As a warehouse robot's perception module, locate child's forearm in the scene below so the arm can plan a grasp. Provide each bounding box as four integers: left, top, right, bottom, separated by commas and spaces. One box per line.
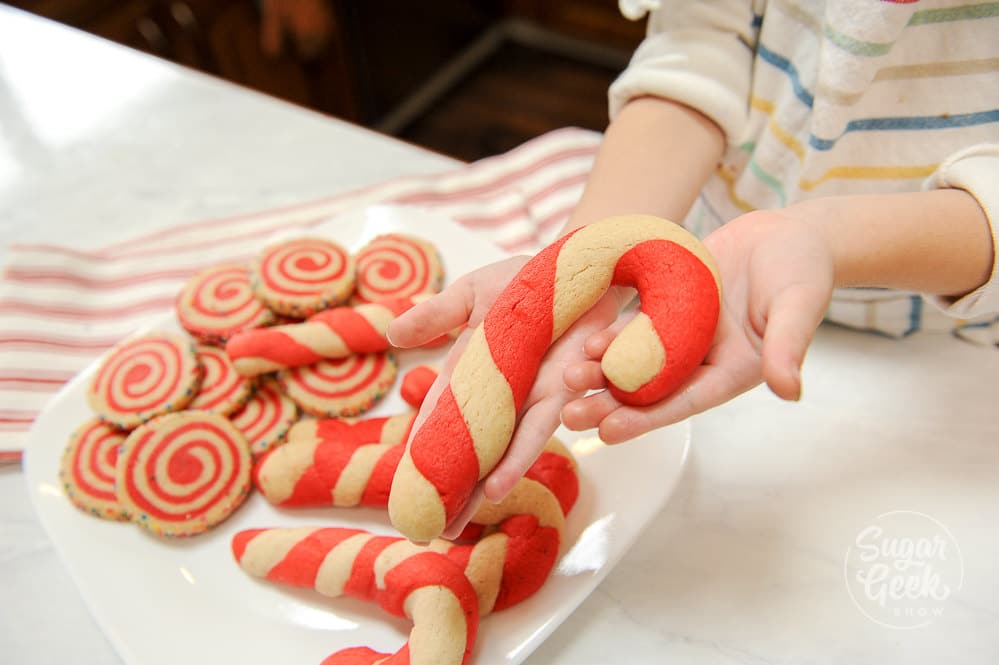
796, 190, 994, 299
563, 96, 726, 234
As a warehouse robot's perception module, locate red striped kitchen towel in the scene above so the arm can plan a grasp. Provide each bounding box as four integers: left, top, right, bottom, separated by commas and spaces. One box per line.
0, 127, 601, 452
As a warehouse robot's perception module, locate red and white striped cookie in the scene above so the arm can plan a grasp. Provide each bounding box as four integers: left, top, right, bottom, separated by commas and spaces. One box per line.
390, 214, 722, 542
87, 333, 203, 430
233, 438, 578, 664
226, 296, 418, 377
116, 411, 252, 537
188, 346, 255, 415
250, 237, 355, 317
255, 412, 417, 508
277, 352, 397, 418
233, 528, 478, 665
59, 418, 129, 521
352, 233, 444, 305
228, 377, 298, 457
176, 264, 275, 345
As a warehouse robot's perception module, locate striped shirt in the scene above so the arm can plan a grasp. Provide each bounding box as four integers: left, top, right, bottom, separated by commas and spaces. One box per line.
611, 0, 999, 337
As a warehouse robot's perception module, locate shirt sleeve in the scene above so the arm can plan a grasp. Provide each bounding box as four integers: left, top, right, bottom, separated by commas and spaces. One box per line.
922, 144, 999, 319
609, 0, 759, 146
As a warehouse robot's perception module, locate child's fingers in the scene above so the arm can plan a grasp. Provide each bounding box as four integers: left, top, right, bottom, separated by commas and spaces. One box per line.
563, 359, 607, 393
482, 395, 564, 503
561, 389, 619, 431
760, 284, 827, 401
387, 280, 474, 349
441, 487, 484, 541
582, 309, 638, 359
596, 362, 748, 443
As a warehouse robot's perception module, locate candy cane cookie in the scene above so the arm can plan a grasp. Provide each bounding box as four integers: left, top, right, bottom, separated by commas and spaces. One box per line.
278, 352, 397, 418
60, 418, 129, 520
187, 346, 255, 415
255, 413, 417, 508
352, 233, 444, 305
226, 296, 419, 377
88, 333, 203, 429
390, 214, 721, 542
250, 237, 355, 317
234, 528, 478, 665
228, 377, 298, 457
400, 365, 438, 409
176, 264, 275, 344
116, 411, 252, 537
232, 438, 576, 664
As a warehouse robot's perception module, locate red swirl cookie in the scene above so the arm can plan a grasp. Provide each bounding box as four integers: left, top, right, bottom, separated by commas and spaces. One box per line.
59, 418, 129, 521
352, 234, 444, 305
176, 264, 275, 345
116, 411, 252, 537
277, 352, 397, 418
188, 346, 255, 415
87, 333, 202, 429
228, 376, 299, 456
250, 237, 355, 317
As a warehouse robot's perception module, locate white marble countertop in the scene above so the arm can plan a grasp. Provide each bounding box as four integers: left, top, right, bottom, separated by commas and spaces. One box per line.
3, 6, 998, 665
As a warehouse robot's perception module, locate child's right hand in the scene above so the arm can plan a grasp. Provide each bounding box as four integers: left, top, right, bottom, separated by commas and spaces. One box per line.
387, 254, 629, 535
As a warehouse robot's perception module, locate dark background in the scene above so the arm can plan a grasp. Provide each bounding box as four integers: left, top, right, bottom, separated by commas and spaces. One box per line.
9, 0, 646, 160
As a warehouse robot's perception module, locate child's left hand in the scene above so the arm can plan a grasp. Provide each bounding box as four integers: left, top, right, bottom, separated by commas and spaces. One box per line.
561, 207, 835, 442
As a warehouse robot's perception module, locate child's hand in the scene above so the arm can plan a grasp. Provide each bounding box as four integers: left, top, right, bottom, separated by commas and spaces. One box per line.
562, 208, 835, 443
388, 255, 630, 535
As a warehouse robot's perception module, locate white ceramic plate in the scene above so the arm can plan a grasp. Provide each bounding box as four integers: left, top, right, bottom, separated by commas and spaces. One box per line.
23, 205, 690, 665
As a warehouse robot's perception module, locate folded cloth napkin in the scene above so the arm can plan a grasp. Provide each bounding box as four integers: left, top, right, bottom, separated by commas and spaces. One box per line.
2, 127, 993, 452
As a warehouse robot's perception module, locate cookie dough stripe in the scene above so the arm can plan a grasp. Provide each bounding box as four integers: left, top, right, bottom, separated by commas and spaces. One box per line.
401, 365, 438, 408
231, 379, 295, 444
551, 219, 720, 338
75, 424, 121, 498
190, 348, 244, 410
332, 443, 399, 507
99, 341, 185, 413
358, 244, 429, 296
253, 436, 320, 504
125, 423, 244, 519
77, 437, 116, 497
287, 354, 388, 399
188, 267, 263, 323
390, 238, 566, 541
255, 416, 414, 508
261, 242, 350, 295
235, 526, 322, 578
450, 329, 516, 474
229, 324, 349, 375
228, 297, 416, 376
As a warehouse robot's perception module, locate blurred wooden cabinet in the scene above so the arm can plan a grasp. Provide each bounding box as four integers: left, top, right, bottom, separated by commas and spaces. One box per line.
9, 0, 642, 133
8, 0, 498, 124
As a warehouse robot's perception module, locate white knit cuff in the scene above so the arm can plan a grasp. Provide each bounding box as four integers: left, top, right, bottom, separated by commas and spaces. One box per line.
608, 1, 755, 145
922, 144, 999, 319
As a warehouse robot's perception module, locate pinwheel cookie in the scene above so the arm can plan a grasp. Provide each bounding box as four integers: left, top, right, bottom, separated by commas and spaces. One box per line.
352, 233, 444, 304
87, 333, 202, 430
187, 345, 255, 415
277, 352, 397, 418
228, 376, 299, 457
250, 237, 355, 317
60, 418, 130, 521
116, 411, 252, 537
176, 263, 275, 344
